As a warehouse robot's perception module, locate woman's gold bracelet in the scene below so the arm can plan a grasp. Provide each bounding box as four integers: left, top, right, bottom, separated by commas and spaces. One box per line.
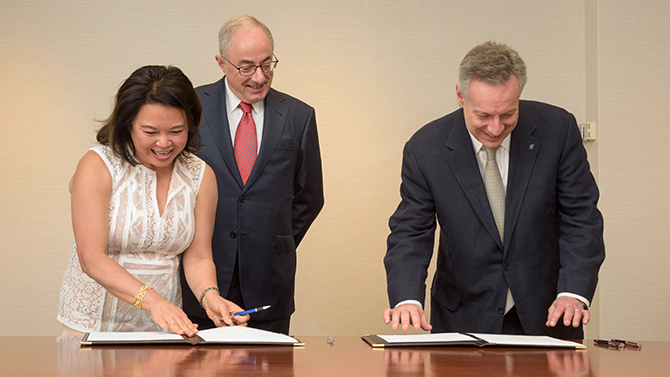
133, 284, 153, 310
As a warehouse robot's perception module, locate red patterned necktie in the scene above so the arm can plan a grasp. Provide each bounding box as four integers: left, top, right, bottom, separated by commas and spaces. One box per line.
234, 102, 257, 185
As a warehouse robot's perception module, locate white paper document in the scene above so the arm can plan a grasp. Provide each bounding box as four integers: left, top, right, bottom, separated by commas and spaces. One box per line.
363, 332, 585, 348
379, 333, 476, 344
83, 331, 184, 342
82, 326, 301, 346
468, 333, 585, 348
197, 326, 299, 344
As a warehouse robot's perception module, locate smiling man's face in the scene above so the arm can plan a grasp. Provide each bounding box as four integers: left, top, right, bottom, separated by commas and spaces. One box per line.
216, 26, 274, 104
457, 75, 521, 149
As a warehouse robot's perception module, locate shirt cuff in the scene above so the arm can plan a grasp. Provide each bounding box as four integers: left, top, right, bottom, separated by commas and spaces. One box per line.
394, 299, 423, 309
557, 292, 590, 309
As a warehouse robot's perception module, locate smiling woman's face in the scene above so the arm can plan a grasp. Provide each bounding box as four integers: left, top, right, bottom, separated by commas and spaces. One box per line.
130, 102, 188, 171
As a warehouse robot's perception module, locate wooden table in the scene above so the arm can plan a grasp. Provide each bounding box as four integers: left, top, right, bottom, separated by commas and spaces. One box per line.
1, 336, 665, 376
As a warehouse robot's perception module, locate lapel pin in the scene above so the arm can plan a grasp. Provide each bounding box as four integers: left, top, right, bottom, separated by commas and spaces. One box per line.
528, 144, 535, 150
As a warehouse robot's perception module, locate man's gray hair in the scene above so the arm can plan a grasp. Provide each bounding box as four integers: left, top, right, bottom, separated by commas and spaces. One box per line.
458, 41, 527, 100
218, 14, 274, 57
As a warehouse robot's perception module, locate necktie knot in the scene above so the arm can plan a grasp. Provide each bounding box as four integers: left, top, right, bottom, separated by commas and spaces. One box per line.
485, 147, 498, 162
238, 102, 253, 114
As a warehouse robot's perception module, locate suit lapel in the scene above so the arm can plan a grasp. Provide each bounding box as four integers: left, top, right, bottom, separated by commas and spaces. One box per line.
505, 106, 540, 253
200, 78, 244, 187
444, 112, 503, 249
243, 88, 287, 189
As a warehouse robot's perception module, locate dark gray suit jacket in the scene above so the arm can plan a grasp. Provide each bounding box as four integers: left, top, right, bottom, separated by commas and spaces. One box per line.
182, 78, 324, 322
384, 100, 605, 338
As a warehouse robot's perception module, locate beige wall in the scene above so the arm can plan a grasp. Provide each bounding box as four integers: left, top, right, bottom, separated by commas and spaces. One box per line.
594, 0, 670, 340
1, 1, 668, 340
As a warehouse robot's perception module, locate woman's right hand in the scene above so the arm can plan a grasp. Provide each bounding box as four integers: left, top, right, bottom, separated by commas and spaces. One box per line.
201, 291, 250, 327
142, 289, 199, 337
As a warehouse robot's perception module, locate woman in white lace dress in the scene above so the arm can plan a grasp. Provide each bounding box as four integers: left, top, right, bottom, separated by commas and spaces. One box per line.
57, 65, 249, 336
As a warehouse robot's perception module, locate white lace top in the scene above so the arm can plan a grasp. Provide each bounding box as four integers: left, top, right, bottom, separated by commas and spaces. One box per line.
57, 145, 205, 333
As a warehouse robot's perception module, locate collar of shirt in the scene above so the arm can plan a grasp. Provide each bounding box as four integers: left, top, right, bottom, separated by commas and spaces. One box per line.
467, 130, 511, 190
224, 77, 264, 150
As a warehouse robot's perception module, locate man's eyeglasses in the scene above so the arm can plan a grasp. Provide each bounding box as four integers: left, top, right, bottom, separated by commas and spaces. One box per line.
222, 55, 279, 76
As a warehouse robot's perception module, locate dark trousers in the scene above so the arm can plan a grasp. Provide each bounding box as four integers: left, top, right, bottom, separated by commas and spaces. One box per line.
501, 306, 525, 335
430, 297, 525, 335
191, 259, 291, 335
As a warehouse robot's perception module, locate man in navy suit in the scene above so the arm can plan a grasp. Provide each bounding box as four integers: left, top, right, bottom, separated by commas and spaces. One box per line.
181, 15, 324, 334
383, 41, 605, 339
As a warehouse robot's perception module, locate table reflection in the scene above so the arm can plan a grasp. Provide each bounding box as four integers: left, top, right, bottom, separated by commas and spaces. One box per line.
57, 336, 294, 377
546, 350, 592, 377
384, 347, 592, 377
384, 348, 427, 374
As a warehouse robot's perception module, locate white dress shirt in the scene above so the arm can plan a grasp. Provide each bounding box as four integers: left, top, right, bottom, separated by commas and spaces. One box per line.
225, 77, 264, 153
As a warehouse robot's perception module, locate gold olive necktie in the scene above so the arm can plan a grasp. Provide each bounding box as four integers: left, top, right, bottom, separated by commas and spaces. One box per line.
484, 147, 515, 314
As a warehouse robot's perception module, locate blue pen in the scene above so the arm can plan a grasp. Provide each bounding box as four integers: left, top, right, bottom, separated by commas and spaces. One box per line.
233, 305, 272, 317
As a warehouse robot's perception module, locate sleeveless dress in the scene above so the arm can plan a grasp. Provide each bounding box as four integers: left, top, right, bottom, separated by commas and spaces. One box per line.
57, 145, 206, 333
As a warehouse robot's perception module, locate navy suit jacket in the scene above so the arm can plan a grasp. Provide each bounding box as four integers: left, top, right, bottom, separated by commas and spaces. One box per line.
182, 78, 324, 322
384, 100, 605, 338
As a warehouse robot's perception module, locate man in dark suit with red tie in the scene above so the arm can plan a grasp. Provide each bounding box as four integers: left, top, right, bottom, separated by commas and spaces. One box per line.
383, 41, 605, 339
181, 14, 324, 334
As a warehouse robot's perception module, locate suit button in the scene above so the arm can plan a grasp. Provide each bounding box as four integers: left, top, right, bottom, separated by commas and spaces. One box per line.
239, 196, 246, 203
498, 307, 505, 314
230, 231, 237, 238
504, 263, 511, 271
